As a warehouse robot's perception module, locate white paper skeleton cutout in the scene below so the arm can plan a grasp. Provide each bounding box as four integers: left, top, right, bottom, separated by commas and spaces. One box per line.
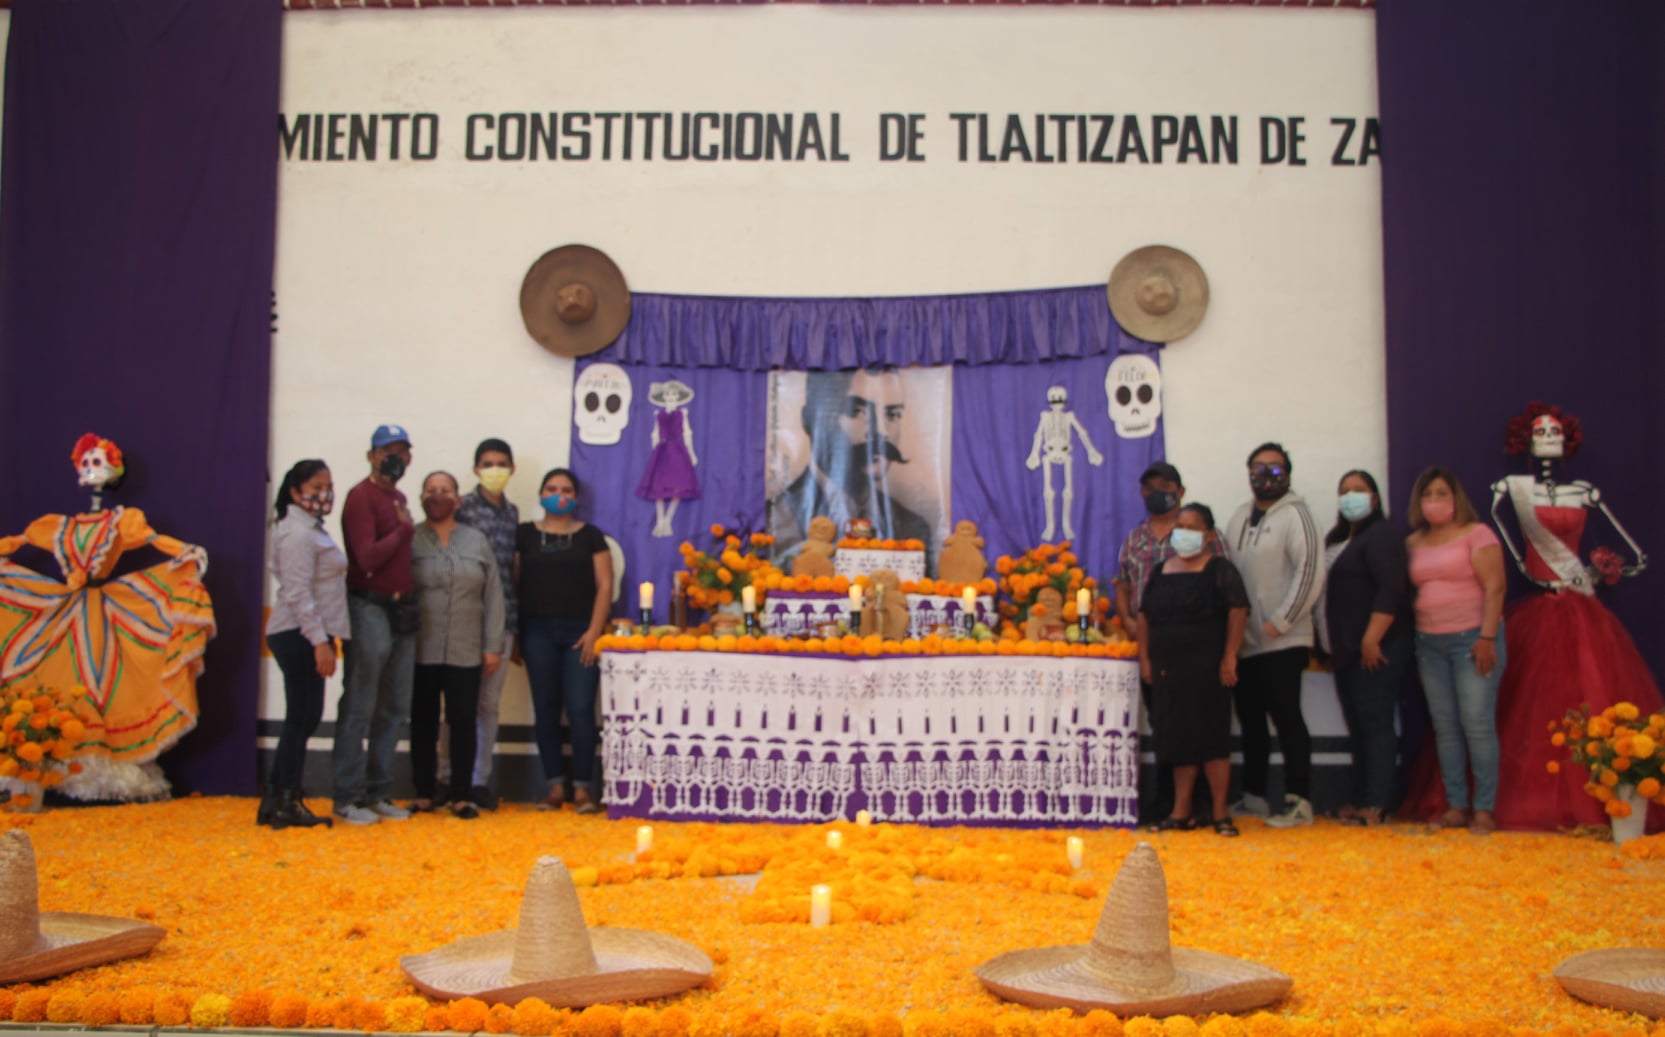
1105, 354, 1162, 439
573, 363, 633, 446
1026, 385, 1103, 542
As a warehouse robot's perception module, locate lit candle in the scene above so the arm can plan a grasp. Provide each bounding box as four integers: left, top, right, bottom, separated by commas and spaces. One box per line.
849, 584, 864, 611
855, 809, 872, 827
962, 586, 978, 615
810, 884, 832, 928
742, 585, 757, 614
636, 825, 653, 854
826, 830, 843, 850
640, 582, 655, 611
1066, 836, 1084, 871
1077, 588, 1091, 616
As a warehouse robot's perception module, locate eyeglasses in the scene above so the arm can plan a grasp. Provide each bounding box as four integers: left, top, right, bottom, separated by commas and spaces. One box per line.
1249, 463, 1287, 477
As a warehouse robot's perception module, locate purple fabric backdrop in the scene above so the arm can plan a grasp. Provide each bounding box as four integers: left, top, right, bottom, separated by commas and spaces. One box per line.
1378, 0, 1665, 682
0, 0, 281, 794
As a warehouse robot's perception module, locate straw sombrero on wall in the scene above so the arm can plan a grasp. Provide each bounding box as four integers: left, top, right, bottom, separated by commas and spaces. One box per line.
0, 830, 165, 984
1554, 948, 1665, 1017
401, 857, 711, 1008
975, 842, 1291, 1016
1107, 245, 1210, 344
519, 245, 632, 359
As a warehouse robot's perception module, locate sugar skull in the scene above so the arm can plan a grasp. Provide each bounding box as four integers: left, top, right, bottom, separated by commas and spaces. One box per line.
1105, 355, 1162, 439
71, 433, 126, 488
1530, 414, 1565, 459
573, 363, 633, 446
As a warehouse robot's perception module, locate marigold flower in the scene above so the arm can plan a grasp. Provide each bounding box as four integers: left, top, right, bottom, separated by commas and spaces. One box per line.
1615, 702, 1641, 721
483, 1001, 515, 1034
43, 988, 86, 1024
13, 989, 52, 1023
268, 992, 308, 1029
228, 989, 272, 1027
1164, 1019, 1201, 1037
190, 992, 232, 1028
1631, 733, 1656, 759
575, 1004, 625, 1037
1127, 1018, 1166, 1037
658, 1005, 695, 1037
1605, 798, 1633, 818
153, 991, 193, 1027
1546, 760, 1561, 774
1637, 777, 1662, 798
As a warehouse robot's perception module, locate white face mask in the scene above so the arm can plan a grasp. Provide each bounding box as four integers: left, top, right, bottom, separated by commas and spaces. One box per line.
477, 466, 512, 494
1169, 528, 1206, 558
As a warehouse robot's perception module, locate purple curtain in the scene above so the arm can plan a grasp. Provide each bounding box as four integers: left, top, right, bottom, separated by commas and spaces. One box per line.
1377, 0, 1665, 679
0, 0, 281, 793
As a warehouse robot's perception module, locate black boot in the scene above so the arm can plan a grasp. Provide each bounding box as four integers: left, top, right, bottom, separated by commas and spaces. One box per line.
256, 787, 281, 827
271, 789, 333, 830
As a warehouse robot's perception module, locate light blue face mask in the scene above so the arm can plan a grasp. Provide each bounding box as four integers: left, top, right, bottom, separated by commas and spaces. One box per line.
1169, 528, 1206, 558
1339, 491, 1375, 523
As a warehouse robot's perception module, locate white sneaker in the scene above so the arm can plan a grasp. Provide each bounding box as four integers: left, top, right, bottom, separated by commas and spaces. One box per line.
334, 803, 380, 826
1264, 795, 1314, 828
369, 799, 411, 821
1229, 792, 1272, 818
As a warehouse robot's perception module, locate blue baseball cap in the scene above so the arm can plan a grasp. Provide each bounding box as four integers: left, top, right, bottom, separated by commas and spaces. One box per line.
371, 424, 411, 450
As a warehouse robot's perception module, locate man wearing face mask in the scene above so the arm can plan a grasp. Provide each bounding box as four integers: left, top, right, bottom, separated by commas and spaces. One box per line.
334, 424, 418, 826
1114, 462, 1225, 823
448, 438, 519, 810
1224, 442, 1325, 829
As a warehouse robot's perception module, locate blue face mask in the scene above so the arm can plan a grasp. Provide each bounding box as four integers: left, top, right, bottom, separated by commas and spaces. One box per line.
540, 493, 579, 516
1338, 491, 1374, 523
1169, 528, 1206, 558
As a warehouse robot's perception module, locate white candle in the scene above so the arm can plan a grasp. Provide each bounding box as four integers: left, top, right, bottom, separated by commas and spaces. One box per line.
810, 884, 832, 928
962, 586, 978, 615
849, 584, 863, 611
855, 809, 872, 827
1077, 588, 1091, 617
1066, 836, 1085, 871
636, 825, 653, 854
639, 582, 654, 611
742, 585, 757, 614
826, 830, 843, 850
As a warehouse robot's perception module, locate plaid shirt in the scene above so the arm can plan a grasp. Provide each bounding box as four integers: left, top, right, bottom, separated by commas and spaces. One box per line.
456, 486, 520, 633
1116, 519, 1229, 615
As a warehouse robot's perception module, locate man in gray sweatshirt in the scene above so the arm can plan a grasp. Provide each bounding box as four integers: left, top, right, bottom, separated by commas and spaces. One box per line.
1223, 442, 1325, 827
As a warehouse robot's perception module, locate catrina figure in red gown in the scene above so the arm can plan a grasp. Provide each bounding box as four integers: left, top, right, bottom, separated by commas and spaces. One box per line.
1486, 402, 1659, 831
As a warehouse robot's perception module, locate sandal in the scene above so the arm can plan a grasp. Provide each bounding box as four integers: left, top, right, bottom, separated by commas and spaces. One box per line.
408, 799, 436, 814
1150, 815, 1198, 832
573, 789, 601, 816
1433, 808, 1468, 830
536, 786, 567, 812
1212, 817, 1240, 838
450, 802, 480, 820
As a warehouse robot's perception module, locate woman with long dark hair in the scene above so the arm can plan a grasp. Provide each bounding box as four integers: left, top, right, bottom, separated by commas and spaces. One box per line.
1317, 469, 1412, 826
262, 459, 347, 829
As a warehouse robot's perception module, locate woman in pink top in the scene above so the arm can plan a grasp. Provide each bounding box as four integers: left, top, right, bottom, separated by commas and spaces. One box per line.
1406, 466, 1508, 834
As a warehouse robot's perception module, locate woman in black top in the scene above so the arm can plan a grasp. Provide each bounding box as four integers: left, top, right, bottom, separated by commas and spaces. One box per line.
1138, 504, 1250, 836
514, 468, 613, 813
1318, 469, 1412, 826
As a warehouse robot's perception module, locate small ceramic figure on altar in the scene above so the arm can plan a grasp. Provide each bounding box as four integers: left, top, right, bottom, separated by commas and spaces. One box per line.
636, 380, 700, 538
0, 434, 215, 802
791, 516, 838, 579
937, 519, 988, 585
1480, 402, 1659, 831
861, 569, 910, 641
1024, 586, 1068, 642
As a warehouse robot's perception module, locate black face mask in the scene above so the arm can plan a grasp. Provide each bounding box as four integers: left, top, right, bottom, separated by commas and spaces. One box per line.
1143, 490, 1180, 516
1250, 470, 1290, 503
379, 455, 407, 483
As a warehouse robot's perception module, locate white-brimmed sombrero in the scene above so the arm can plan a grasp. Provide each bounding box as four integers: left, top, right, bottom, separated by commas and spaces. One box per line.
0, 830, 165, 984
975, 842, 1291, 1016
1554, 948, 1665, 1017
400, 857, 711, 1008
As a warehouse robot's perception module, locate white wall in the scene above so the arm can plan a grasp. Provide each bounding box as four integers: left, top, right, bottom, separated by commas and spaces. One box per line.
270, 6, 1383, 731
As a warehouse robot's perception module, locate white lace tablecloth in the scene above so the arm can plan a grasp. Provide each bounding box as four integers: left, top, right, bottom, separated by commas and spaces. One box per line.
600, 650, 1139, 827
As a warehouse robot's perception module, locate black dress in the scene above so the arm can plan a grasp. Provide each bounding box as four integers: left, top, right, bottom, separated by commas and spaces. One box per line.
1141, 556, 1249, 766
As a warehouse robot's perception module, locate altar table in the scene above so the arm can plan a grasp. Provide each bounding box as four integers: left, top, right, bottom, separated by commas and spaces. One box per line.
599, 650, 1139, 827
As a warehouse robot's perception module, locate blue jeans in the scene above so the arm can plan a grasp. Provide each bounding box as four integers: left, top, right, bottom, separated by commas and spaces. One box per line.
267, 627, 326, 792
1414, 623, 1505, 812
520, 616, 600, 795
334, 595, 416, 808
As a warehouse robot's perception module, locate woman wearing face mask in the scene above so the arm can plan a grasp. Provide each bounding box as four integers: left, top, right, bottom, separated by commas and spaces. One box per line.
1406, 466, 1507, 834
1138, 503, 1250, 836
515, 468, 614, 813
1316, 470, 1412, 826
1224, 442, 1325, 828
261, 459, 346, 830
408, 472, 505, 819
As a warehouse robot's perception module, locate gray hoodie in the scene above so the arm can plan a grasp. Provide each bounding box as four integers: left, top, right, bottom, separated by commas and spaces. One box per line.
1224, 491, 1325, 658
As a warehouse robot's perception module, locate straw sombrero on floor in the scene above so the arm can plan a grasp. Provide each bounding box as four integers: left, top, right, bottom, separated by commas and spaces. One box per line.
975, 842, 1291, 1016
401, 857, 711, 1008
1554, 948, 1665, 1017
0, 830, 165, 984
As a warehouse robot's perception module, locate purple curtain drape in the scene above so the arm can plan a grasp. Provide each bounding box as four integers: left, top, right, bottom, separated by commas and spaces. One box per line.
0, 0, 281, 794
1377, 0, 1665, 680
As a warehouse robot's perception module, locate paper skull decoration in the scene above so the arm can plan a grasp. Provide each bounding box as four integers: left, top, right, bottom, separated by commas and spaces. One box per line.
71, 434, 126, 489
573, 363, 633, 446
1530, 413, 1565, 459
1105, 355, 1162, 439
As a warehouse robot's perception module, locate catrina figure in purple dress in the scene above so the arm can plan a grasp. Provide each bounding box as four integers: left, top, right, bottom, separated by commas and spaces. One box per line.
636, 379, 700, 537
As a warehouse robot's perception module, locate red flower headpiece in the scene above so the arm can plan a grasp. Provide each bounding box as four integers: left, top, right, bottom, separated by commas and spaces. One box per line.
70, 432, 127, 476
1503, 401, 1582, 459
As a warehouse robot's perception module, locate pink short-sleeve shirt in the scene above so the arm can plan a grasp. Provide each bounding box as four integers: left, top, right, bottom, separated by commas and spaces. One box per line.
1409, 524, 1499, 634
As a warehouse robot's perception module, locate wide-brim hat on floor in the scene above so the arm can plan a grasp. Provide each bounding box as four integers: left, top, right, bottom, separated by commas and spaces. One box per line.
401, 857, 711, 1008
0, 830, 165, 984
519, 245, 632, 359
1554, 948, 1665, 1017
975, 842, 1291, 1016
1107, 245, 1210, 343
